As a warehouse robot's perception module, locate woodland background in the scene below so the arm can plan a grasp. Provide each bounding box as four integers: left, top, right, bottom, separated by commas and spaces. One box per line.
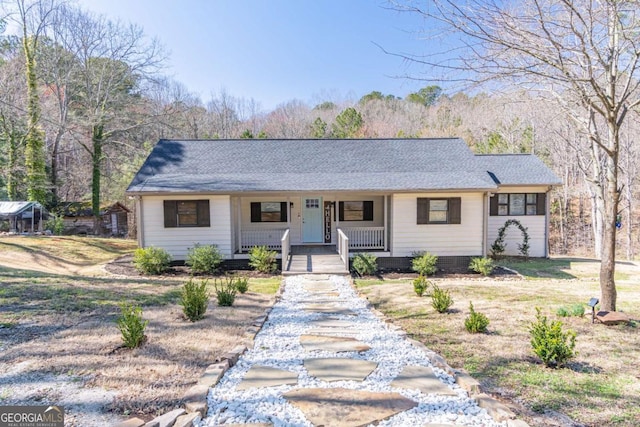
1, 1, 638, 260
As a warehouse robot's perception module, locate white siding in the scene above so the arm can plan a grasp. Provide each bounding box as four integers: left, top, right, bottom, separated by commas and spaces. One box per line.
488, 216, 546, 257
391, 193, 484, 257
141, 195, 232, 260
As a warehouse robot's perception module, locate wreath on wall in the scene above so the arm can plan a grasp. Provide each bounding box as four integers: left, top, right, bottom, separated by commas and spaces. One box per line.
491, 219, 530, 258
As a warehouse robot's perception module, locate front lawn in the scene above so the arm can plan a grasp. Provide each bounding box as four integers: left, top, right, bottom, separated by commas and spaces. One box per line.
356, 258, 640, 427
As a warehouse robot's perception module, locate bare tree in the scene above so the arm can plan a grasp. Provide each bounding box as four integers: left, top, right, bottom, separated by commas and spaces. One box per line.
394, 0, 640, 311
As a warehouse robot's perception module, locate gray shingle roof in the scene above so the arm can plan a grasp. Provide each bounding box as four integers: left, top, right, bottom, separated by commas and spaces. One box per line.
126, 138, 559, 194
475, 154, 562, 186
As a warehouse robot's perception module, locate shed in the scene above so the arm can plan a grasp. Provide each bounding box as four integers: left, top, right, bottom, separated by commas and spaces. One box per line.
59, 201, 130, 236
0, 201, 48, 233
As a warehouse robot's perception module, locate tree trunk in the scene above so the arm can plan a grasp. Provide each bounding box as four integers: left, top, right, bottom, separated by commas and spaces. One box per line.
23, 35, 47, 204
91, 124, 104, 235
599, 173, 618, 311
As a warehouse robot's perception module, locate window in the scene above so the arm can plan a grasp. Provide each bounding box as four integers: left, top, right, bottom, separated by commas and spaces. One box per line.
490, 193, 545, 216
250, 202, 288, 223
417, 198, 461, 224
305, 199, 319, 209
338, 201, 374, 221
164, 200, 210, 228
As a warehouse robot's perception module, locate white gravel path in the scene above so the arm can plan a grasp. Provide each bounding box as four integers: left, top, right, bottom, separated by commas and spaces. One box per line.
199, 275, 506, 427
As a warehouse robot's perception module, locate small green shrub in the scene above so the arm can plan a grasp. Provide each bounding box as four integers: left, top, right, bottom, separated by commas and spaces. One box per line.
186, 244, 223, 274
469, 257, 494, 276
117, 302, 148, 348
529, 307, 577, 368
45, 215, 65, 235
556, 303, 585, 318
352, 253, 378, 276
431, 284, 453, 313
180, 278, 209, 321
133, 246, 172, 275
465, 302, 490, 333
214, 276, 237, 306
412, 252, 438, 276
413, 275, 430, 296
234, 276, 249, 294
249, 245, 277, 273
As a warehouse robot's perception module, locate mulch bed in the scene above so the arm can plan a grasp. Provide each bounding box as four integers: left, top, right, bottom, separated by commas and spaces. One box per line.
104, 254, 278, 279
358, 266, 518, 281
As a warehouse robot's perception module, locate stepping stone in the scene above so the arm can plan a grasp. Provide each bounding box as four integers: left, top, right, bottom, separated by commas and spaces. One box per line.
306, 326, 361, 337
283, 387, 417, 427
236, 365, 298, 390
308, 319, 358, 328
304, 358, 378, 382
391, 366, 458, 396
596, 311, 630, 325
303, 304, 357, 316
300, 334, 371, 353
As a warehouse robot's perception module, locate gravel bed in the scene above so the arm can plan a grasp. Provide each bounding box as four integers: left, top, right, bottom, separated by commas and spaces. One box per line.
199, 275, 505, 427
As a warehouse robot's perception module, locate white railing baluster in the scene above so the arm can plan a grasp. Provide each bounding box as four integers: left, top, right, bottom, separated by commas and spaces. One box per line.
241, 228, 288, 251
341, 227, 384, 249
337, 228, 349, 271
281, 229, 290, 270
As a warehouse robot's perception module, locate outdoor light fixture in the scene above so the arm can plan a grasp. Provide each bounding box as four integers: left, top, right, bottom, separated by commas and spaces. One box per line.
290, 202, 294, 208
588, 298, 599, 324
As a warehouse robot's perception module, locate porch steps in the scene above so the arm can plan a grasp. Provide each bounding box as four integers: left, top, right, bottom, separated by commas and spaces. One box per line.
283, 253, 349, 275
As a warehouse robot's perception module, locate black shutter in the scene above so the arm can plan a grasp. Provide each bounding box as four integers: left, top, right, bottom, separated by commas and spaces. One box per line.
449, 197, 461, 224
280, 202, 288, 222
197, 200, 210, 227
363, 201, 374, 221
250, 202, 261, 222
536, 193, 546, 215
338, 202, 345, 221
163, 201, 177, 228
417, 198, 429, 224
489, 195, 498, 216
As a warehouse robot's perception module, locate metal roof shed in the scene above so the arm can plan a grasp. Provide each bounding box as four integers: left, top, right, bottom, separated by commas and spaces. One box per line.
0, 201, 48, 233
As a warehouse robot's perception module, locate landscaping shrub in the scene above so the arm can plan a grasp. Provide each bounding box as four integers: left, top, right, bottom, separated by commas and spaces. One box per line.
431, 284, 453, 313
133, 246, 172, 275
412, 252, 438, 276
469, 257, 494, 276
44, 215, 65, 235
214, 276, 237, 306
180, 278, 209, 321
186, 244, 223, 274
465, 302, 490, 333
234, 276, 249, 294
249, 245, 277, 273
556, 303, 585, 318
352, 253, 378, 276
117, 302, 148, 348
413, 275, 430, 296
529, 307, 576, 368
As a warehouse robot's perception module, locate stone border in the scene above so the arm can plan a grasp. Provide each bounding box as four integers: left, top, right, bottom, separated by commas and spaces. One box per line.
357, 279, 529, 427
114, 278, 287, 427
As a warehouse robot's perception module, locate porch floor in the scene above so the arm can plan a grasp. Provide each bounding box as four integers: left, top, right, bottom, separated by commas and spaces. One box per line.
284, 245, 349, 275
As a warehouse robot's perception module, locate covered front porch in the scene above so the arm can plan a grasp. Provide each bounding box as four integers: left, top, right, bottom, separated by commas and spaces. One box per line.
230, 194, 392, 271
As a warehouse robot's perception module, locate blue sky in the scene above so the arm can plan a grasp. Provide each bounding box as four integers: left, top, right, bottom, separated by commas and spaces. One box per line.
80, 0, 435, 110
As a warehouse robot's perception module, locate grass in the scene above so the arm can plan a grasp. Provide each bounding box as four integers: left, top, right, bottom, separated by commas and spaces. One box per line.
355, 257, 640, 427
0, 236, 280, 421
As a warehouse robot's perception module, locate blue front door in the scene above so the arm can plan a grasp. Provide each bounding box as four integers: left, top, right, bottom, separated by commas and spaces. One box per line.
302, 197, 323, 243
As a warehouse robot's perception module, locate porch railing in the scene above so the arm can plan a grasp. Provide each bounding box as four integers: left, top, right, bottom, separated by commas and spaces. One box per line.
241, 228, 288, 252
342, 226, 384, 249
337, 228, 349, 271
281, 229, 290, 268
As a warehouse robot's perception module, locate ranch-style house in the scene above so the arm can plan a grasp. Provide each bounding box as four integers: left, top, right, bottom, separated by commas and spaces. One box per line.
126, 138, 561, 269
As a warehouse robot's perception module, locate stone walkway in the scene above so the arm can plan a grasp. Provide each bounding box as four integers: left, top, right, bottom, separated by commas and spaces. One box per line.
199, 275, 510, 427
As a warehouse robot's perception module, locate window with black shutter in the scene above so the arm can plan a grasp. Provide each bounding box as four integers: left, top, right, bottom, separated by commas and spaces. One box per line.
338, 201, 374, 221
163, 200, 210, 227
250, 202, 288, 222
489, 193, 546, 216
417, 197, 461, 224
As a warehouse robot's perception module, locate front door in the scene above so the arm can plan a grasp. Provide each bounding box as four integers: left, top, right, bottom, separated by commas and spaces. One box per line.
302, 197, 323, 243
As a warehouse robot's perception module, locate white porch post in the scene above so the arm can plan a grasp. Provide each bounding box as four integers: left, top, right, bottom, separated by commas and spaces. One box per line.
384, 195, 388, 251
237, 197, 243, 253
335, 197, 340, 246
